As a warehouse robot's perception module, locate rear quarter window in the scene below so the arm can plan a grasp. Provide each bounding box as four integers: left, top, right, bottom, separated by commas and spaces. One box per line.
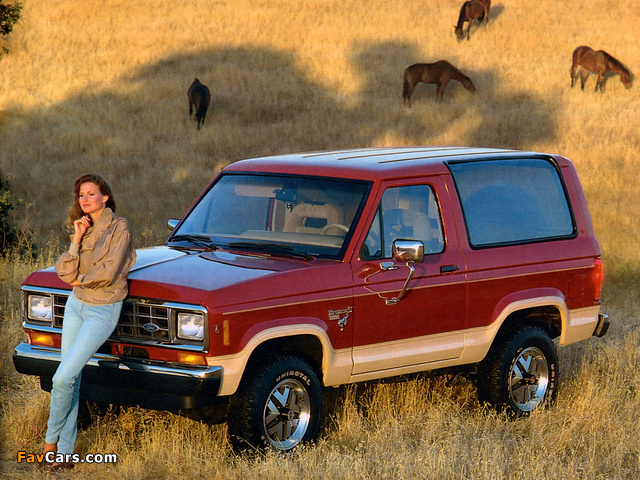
448, 158, 575, 247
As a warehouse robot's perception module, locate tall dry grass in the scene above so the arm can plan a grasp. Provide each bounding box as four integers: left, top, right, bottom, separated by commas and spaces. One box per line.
1, 0, 639, 478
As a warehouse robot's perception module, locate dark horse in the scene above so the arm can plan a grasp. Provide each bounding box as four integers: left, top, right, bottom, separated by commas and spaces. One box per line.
188, 78, 211, 129
571, 46, 632, 92
402, 61, 476, 107
454, 0, 491, 40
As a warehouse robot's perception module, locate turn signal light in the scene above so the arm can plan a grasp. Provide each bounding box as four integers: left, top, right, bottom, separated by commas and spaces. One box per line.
29, 332, 56, 347
178, 352, 207, 366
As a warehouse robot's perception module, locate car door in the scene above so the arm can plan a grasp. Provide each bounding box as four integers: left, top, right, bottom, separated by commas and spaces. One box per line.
350, 177, 467, 377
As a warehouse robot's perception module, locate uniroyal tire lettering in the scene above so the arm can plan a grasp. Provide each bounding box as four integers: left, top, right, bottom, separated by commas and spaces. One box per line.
276, 370, 310, 385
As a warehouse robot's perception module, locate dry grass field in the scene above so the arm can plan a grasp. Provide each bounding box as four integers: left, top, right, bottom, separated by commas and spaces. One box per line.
1, 0, 639, 478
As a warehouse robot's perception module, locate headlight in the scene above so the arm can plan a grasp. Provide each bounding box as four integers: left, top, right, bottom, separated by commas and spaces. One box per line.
28, 295, 53, 322
177, 312, 205, 341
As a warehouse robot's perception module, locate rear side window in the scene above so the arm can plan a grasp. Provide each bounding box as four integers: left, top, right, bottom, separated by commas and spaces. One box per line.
448, 158, 575, 247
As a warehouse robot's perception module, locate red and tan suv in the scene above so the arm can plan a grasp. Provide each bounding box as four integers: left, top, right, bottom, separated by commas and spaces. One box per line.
14, 147, 609, 451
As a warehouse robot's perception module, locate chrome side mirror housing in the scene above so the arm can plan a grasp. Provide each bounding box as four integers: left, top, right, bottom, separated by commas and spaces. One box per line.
392, 239, 424, 264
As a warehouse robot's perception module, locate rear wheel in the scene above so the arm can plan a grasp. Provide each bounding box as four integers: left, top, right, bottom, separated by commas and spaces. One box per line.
227, 355, 323, 451
477, 325, 558, 416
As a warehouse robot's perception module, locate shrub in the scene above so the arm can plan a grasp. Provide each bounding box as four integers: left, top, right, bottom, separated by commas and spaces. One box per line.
0, 173, 33, 257
0, 2, 22, 55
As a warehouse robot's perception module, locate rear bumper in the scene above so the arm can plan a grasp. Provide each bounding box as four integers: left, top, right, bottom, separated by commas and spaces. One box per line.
592, 313, 610, 338
13, 343, 222, 410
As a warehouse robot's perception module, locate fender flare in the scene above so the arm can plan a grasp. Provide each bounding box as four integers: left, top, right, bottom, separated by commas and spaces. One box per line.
463, 292, 569, 364
214, 320, 351, 396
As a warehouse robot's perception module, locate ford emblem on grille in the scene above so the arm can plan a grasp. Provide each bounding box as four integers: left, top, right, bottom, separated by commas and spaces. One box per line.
142, 323, 160, 332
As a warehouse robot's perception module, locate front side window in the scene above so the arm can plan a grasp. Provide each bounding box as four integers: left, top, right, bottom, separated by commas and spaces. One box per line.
169, 174, 371, 259
448, 158, 575, 247
362, 184, 444, 260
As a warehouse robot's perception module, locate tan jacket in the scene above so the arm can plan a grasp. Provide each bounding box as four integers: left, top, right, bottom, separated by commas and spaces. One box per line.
55, 208, 136, 305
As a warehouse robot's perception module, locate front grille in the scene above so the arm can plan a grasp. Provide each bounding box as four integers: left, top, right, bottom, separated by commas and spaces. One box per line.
118, 300, 171, 342
52, 294, 68, 328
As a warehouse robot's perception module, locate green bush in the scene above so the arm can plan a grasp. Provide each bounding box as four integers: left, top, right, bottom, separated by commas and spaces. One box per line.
0, 2, 22, 54
0, 174, 33, 256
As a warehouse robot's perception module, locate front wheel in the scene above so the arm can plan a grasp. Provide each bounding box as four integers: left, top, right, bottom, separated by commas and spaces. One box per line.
476, 325, 558, 416
227, 355, 323, 451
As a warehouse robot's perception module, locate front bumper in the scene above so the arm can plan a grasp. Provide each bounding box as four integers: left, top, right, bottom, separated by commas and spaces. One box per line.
13, 343, 222, 410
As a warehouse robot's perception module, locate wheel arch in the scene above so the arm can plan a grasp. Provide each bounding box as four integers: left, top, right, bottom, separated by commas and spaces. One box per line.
490, 290, 567, 340
464, 293, 567, 365
246, 334, 324, 378
494, 302, 563, 344
215, 322, 351, 396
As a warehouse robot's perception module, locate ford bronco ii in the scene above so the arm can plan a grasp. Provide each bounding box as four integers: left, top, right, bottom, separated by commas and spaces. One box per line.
14, 146, 609, 451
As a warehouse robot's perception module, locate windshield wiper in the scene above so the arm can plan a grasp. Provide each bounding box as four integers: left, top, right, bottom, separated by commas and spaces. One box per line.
168, 234, 218, 250
227, 242, 313, 260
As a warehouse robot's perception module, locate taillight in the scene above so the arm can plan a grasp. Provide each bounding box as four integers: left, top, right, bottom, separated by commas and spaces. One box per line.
593, 258, 604, 301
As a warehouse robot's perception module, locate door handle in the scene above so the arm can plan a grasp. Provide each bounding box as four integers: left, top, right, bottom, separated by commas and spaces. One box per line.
440, 264, 459, 274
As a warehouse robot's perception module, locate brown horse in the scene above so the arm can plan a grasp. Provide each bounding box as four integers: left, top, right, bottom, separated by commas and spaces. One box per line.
454, 0, 491, 40
571, 46, 632, 92
402, 61, 476, 107
188, 78, 211, 129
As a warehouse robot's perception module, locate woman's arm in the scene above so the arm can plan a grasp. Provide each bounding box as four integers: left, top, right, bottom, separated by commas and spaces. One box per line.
54, 216, 92, 285
54, 243, 81, 284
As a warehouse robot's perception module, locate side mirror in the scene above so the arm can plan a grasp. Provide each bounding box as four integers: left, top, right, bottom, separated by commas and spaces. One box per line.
364, 240, 424, 305
167, 219, 180, 233
392, 239, 424, 264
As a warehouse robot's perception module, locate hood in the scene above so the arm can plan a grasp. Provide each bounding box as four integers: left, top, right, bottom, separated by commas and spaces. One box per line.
126, 246, 315, 303
24, 245, 334, 307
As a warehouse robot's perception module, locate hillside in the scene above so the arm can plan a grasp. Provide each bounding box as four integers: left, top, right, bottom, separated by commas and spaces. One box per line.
0, 0, 637, 270
0, 1, 639, 478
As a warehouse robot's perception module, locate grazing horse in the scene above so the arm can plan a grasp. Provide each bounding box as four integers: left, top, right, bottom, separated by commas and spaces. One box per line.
454, 0, 491, 40
402, 61, 476, 107
188, 78, 211, 129
571, 46, 632, 92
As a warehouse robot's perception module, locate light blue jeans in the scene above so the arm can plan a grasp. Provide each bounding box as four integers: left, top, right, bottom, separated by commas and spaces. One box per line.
45, 293, 122, 455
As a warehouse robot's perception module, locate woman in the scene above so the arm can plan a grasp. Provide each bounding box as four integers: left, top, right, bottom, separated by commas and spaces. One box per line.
42, 174, 136, 471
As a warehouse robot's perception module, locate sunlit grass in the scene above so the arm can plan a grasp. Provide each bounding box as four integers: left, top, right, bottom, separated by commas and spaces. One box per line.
1, 0, 639, 478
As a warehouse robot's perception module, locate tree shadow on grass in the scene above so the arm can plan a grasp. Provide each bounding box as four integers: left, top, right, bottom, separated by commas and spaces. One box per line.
465, 69, 558, 149
0, 41, 558, 244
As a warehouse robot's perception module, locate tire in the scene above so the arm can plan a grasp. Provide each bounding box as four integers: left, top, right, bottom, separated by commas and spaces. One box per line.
227, 355, 324, 451
477, 325, 558, 416
77, 401, 118, 429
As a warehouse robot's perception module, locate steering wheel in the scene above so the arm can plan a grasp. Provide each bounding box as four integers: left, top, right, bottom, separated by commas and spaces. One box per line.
321, 223, 349, 235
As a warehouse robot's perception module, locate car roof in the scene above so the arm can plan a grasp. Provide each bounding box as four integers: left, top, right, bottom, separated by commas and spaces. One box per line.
222, 146, 549, 180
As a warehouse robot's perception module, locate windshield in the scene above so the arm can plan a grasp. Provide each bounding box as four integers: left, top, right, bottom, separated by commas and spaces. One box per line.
169, 173, 371, 259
